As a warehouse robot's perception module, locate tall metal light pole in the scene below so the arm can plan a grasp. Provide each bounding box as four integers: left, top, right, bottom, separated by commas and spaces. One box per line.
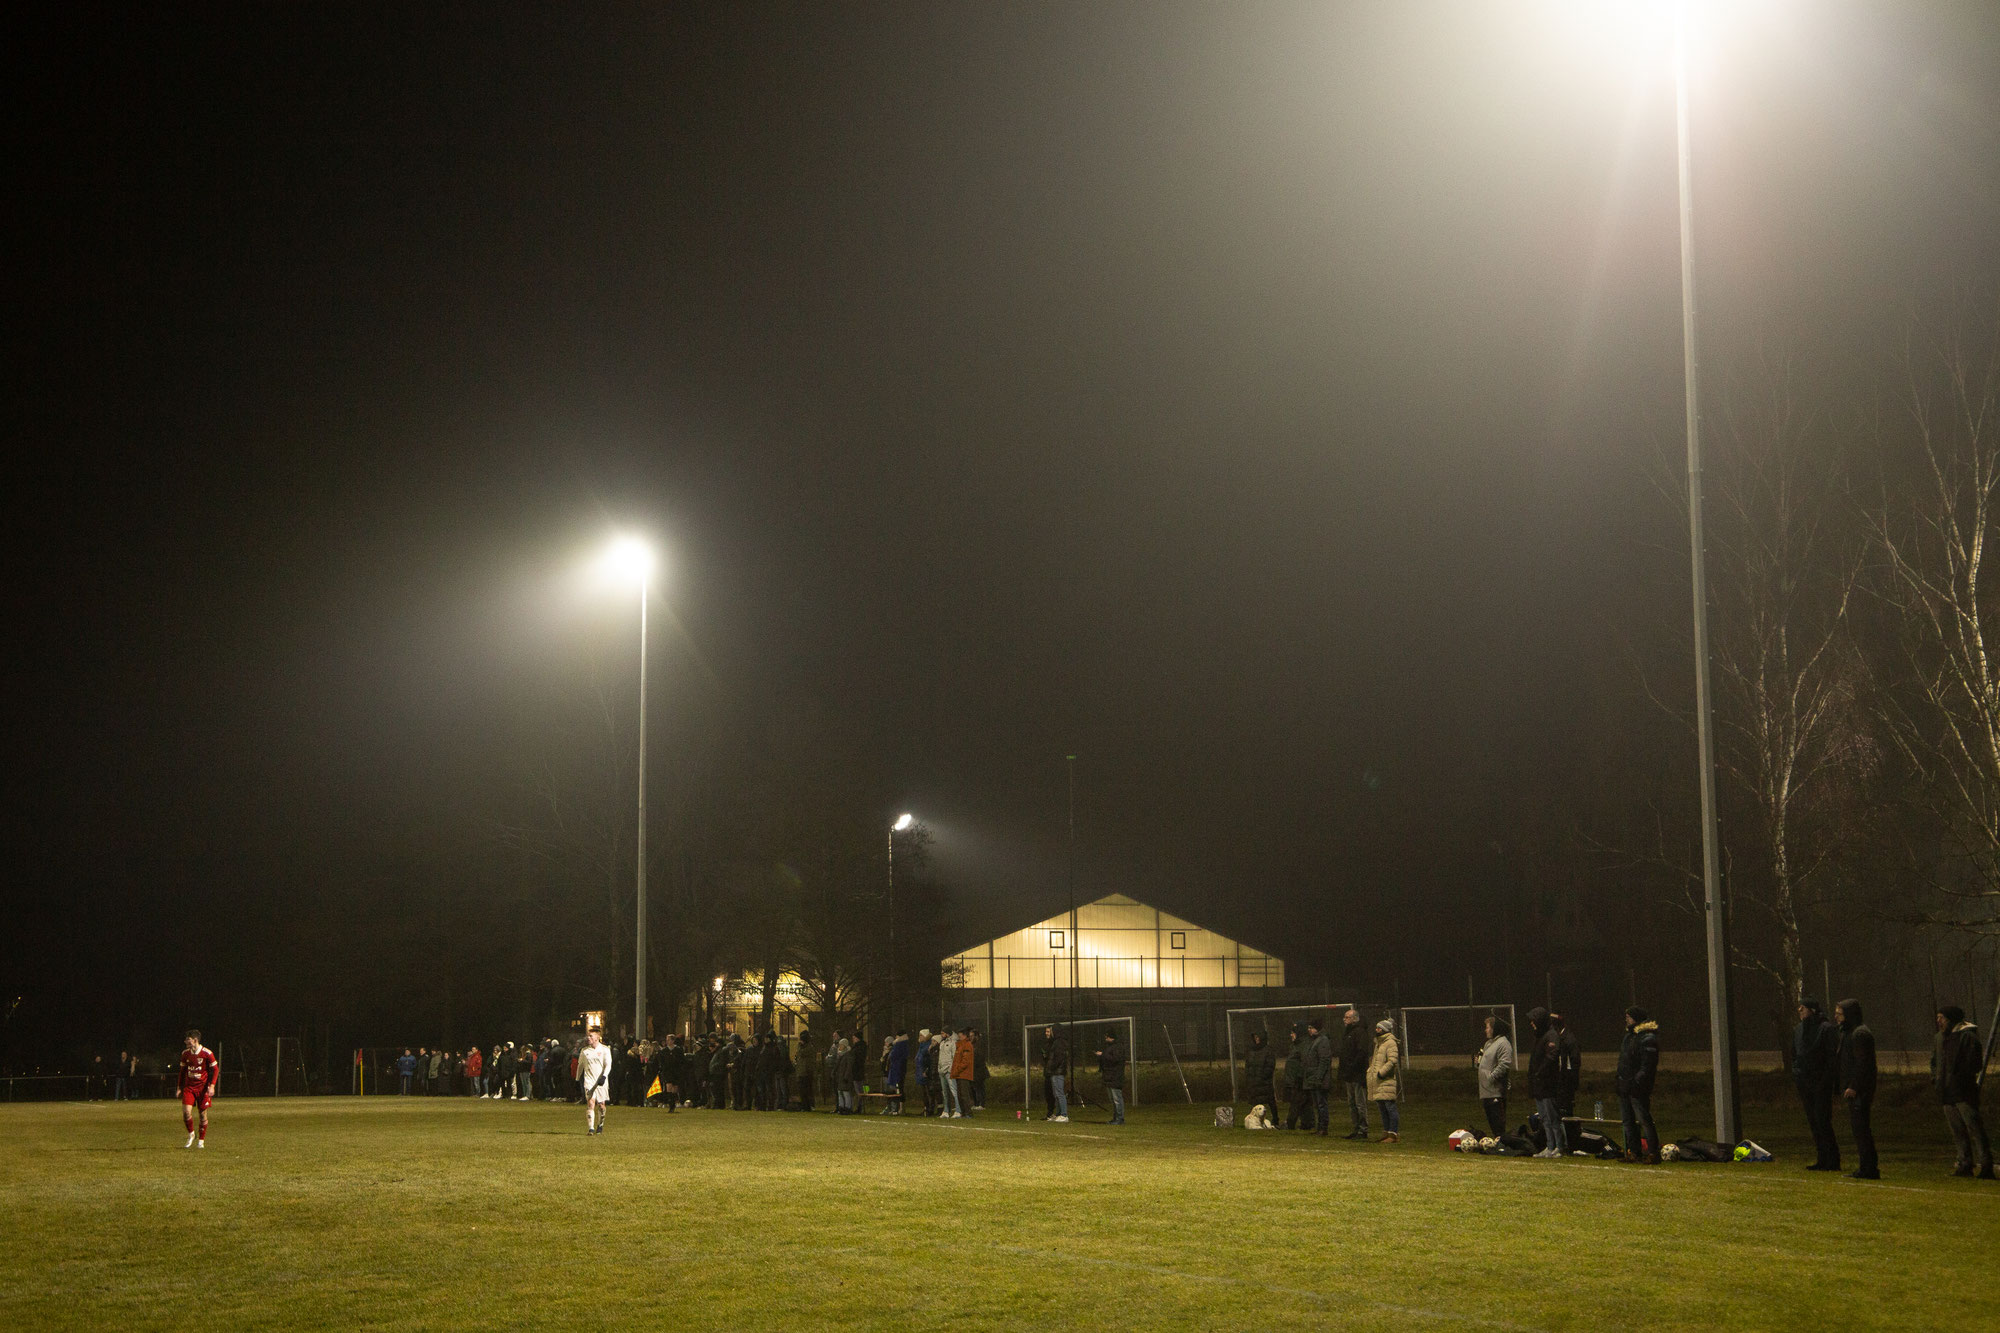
599, 536, 655, 1043
1674, 5, 1741, 1144
888, 812, 914, 1032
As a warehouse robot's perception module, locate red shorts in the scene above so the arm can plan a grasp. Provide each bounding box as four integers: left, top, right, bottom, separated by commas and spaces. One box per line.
181, 1089, 213, 1111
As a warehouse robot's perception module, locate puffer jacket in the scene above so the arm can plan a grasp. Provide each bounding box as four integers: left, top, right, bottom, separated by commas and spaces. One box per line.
1299, 1030, 1333, 1091
1476, 1033, 1514, 1100
1616, 1021, 1660, 1098
1337, 1021, 1370, 1084
1243, 1042, 1278, 1093
1367, 1029, 1400, 1101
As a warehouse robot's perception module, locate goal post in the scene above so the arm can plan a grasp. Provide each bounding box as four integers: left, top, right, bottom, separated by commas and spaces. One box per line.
1396, 1003, 1517, 1107
1225, 1003, 1354, 1104
1021, 1016, 1137, 1113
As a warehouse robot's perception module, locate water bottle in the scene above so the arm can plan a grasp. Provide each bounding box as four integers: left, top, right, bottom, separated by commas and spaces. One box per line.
1593, 1099, 1604, 1121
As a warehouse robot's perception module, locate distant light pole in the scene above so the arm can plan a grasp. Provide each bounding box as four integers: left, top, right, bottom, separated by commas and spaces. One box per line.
888, 812, 914, 1031
598, 535, 655, 1042
1673, 5, 1740, 1143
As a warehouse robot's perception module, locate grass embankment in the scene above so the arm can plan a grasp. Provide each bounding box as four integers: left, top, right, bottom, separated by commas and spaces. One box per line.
0, 1084, 1989, 1331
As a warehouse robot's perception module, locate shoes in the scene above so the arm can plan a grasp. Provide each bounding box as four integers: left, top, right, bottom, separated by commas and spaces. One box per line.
184, 1133, 196, 1148
1952, 1164, 1974, 1177
1380, 1132, 1399, 1144
1053, 1115, 1069, 1123
196, 1140, 205, 1148
1806, 1163, 1832, 1171
1978, 1164, 1996, 1180
1848, 1169, 1879, 1179
1344, 1131, 1369, 1140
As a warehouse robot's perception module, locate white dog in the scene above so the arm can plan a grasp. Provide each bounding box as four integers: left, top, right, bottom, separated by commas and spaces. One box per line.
1243, 1103, 1276, 1130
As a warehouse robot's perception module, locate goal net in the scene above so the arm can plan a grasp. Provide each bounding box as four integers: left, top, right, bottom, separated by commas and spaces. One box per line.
1224, 1003, 1354, 1105
1396, 1004, 1517, 1106
1020, 1017, 1136, 1112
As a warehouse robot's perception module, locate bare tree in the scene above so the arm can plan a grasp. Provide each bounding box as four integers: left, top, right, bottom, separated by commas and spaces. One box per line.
1868, 298, 2000, 940
1619, 349, 1872, 1013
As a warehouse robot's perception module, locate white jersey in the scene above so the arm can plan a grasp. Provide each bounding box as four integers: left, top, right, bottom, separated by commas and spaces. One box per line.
576, 1044, 614, 1102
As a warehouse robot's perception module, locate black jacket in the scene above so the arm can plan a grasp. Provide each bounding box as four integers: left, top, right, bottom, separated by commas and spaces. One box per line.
1526, 1007, 1563, 1099
1243, 1043, 1278, 1092
1300, 1031, 1333, 1091
1615, 1021, 1660, 1098
1337, 1022, 1370, 1083
1556, 1025, 1582, 1097
1836, 999, 1876, 1103
1040, 1034, 1069, 1077
1792, 1000, 1839, 1091
1097, 1042, 1127, 1087
1934, 1009, 1984, 1105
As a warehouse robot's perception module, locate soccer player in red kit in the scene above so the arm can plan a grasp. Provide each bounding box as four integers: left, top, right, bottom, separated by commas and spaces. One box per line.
179, 1029, 219, 1148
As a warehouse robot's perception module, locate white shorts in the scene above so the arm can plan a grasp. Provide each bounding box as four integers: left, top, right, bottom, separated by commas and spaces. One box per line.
586, 1088, 610, 1105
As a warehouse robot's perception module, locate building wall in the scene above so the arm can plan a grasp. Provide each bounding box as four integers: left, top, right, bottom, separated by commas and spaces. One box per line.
942, 894, 1285, 991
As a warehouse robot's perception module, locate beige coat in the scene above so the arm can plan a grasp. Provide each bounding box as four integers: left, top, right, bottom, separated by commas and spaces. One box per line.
1366, 1030, 1400, 1102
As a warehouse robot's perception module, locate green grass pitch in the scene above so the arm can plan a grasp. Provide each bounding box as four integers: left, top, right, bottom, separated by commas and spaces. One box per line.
2, 1081, 1990, 1330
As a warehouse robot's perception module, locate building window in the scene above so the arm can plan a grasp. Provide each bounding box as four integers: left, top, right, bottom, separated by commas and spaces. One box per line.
1049, 930, 1066, 950
1169, 931, 1186, 950
779, 1012, 796, 1036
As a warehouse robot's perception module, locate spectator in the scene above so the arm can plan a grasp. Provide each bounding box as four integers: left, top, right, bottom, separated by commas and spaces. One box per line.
914, 1030, 936, 1116
1243, 1031, 1278, 1119
396, 1048, 417, 1095
1835, 998, 1879, 1180
1527, 1007, 1567, 1159
1553, 1011, 1581, 1121
114, 1050, 136, 1102
708, 1036, 733, 1110
1934, 1006, 1993, 1180
1793, 998, 1842, 1172
1098, 1030, 1127, 1125
950, 1026, 976, 1118
1615, 1007, 1660, 1164
1476, 1016, 1513, 1137
938, 1028, 961, 1117
793, 1028, 816, 1112
1041, 1025, 1070, 1123
1367, 1018, 1401, 1143
755, 1033, 782, 1111
1338, 1009, 1371, 1140
466, 1044, 483, 1097
427, 1048, 443, 1095
1302, 1017, 1333, 1137
885, 1031, 909, 1115
1282, 1024, 1309, 1131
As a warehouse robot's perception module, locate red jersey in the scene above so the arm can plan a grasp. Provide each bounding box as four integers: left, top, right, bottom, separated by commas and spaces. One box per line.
179, 1046, 220, 1096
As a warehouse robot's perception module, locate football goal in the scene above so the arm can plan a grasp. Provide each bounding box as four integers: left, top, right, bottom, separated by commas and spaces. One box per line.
1224, 1003, 1354, 1104
1021, 1016, 1136, 1112
1396, 1003, 1517, 1106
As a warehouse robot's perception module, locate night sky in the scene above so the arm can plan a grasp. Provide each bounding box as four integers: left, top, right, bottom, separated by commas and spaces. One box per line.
9, 3, 1999, 1058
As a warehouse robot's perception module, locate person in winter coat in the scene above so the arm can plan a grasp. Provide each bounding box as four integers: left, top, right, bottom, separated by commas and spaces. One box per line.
707, 1038, 732, 1110
465, 1045, 483, 1098
1835, 999, 1878, 1179
1367, 1019, 1401, 1142
1476, 1016, 1514, 1137
1552, 1012, 1581, 1120
1615, 1007, 1661, 1163
1243, 1031, 1278, 1119
1282, 1025, 1309, 1130
1098, 1030, 1128, 1125
395, 1049, 417, 1095
884, 1032, 909, 1115
1933, 1006, 1993, 1179
1793, 998, 1842, 1171
938, 1029, 961, 1117
1525, 1007, 1567, 1159
792, 1029, 815, 1112
1041, 1026, 1070, 1122
950, 1028, 977, 1118
1338, 1009, 1372, 1139
1302, 1017, 1334, 1136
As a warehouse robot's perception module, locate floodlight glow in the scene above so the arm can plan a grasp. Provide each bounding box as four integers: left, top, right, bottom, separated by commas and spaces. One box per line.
598, 535, 655, 584
893, 813, 914, 832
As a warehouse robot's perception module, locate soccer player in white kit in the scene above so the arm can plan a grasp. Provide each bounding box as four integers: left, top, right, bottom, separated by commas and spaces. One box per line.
576, 1027, 614, 1135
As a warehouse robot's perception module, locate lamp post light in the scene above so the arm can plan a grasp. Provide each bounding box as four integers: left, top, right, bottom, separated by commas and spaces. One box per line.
598, 535, 655, 1042
888, 812, 914, 1031
1672, 2, 1741, 1145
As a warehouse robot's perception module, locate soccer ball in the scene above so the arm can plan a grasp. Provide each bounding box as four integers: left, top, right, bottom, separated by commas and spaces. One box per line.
1448, 1129, 1477, 1152
1660, 1144, 1681, 1162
